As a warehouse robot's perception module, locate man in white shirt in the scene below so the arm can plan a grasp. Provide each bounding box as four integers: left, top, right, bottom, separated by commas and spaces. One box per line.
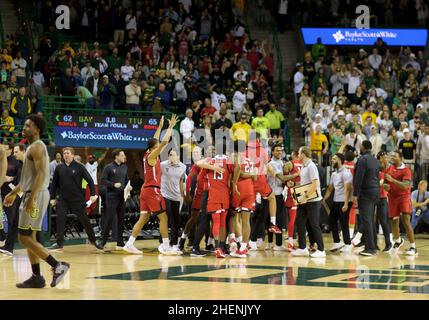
347, 68, 363, 95
369, 125, 383, 156
180, 109, 195, 144
294, 64, 305, 119
11, 51, 27, 87
232, 85, 246, 116
368, 48, 382, 70
125, 79, 141, 110
210, 89, 226, 111
121, 60, 135, 82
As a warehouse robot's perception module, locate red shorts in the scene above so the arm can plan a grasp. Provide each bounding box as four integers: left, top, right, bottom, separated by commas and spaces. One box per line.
285, 194, 297, 208
192, 191, 203, 210
207, 198, 230, 214
231, 193, 255, 212
140, 187, 166, 214
254, 179, 272, 198
388, 197, 412, 218
85, 185, 99, 215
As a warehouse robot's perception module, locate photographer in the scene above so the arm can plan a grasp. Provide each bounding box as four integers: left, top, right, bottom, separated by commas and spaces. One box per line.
411, 180, 429, 232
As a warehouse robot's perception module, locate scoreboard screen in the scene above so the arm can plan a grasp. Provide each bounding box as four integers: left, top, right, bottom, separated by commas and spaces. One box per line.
53, 114, 160, 149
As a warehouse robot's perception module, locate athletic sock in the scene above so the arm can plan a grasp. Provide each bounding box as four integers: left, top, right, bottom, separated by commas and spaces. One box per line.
162, 238, 170, 247
288, 237, 294, 245
45, 255, 59, 268
126, 236, 136, 246
240, 243, 247, 251
181, 233, 188, 239
270, 217, 276, 225
237, 236, 242, 243
410, 243, 416, 248
229, 233, 236, 241
395, 238, 402, 244
207, 237, 214, 246
31, 264, 41, 276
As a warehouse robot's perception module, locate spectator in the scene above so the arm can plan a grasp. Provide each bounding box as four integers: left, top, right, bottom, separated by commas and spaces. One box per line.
231, 114, 252, 142
213, 101, 234, 124
85, 69, 103, 102
411, 180, 429, 231
27, 78, 44, 114
311, 38, 327, 61
10, 87, 31, 126
368, 48, 382, 70
180, 109, 195, 144
0, 62, 9, 83
399, 128, 416, 170
309, 121, 328, 165
11, 52, 27, 87
200, 97, 217, 118
121, 59, 135, 82
369, 125, 383, 156
417, 126, 429, 182
60, 68, 76, 97
294, 64, 305, 118
0, 109, 15, 136
76, 86, 96, 109
232, 85, 247, 118
125, 79, 141, 111
0, 82, 11, 110
113, 5, 126, 46
213, 109, 233, 131
265, 104, 285, 137
154, 83, 171, 109
81, 60, 96, 85
251, 107, 271, 140
100, 75, 117, 110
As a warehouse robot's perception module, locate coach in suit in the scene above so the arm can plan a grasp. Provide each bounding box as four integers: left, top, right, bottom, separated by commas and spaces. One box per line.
353, 140, 380, 256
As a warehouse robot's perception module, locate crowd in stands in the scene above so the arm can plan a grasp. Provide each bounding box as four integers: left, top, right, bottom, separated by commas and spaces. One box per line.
1, 0, 290, 150
294, 36, 429, 197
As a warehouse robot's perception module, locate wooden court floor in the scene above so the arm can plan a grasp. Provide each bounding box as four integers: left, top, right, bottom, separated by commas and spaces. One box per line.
1, 236, 429, 300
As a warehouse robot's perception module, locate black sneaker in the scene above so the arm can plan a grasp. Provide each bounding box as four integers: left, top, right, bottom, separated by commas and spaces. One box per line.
178, 238, 186, 252
205, 244, 215, 252
190, 248, 206, 257
0, 246, 13, 256
393, 238, 404, 250
359, 250, 376, 257
17, 275, 46, 288
51, 262, 70, 287
95, 240, 106, 251
48, 243, 64, 252
382, 244, 392, 252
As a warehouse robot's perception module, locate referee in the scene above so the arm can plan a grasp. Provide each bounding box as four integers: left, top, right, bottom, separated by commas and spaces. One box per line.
291, 146, 326, 258
161, 149, 186, 254
97, 149, 129, 250
49, 147, 98, 251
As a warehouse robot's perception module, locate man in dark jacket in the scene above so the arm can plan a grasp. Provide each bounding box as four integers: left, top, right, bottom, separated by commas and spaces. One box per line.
10, 87, 32, 126
353, 140, 380, 256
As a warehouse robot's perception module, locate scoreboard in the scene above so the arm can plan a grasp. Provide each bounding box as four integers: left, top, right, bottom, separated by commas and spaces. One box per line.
53, 114, 160, 149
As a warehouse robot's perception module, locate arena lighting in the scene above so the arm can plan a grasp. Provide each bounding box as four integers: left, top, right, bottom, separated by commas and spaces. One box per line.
301, 28, 428, 46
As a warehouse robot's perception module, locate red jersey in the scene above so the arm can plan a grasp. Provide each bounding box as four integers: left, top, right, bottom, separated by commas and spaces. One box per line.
344, 160, 355, 176
236, 155, 255, 195
386, 164, 412, 199
379, 171, 388, 199
186, 164, 201, 195
204, 155, 233, 195
143, 151, 161, 188
246, 140, 270, 184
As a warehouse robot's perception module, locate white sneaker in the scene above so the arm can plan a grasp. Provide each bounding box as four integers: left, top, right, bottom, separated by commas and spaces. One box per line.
158, 244, 167, 254
171, 245, 183, 255
256, 238, 264, 248
230, 251, 246, 258
405, 247, 418, 256
248, 241, 258, 251
115, 246, 124, 251
340, 245, 352, 253
330, 242, 344, 252
310, 250, 326, 258
351, 233, 362, 246
265, 243, 273, 251
273, 245, 287, 251
291, 248, 310, 257
123, 244, 143, 255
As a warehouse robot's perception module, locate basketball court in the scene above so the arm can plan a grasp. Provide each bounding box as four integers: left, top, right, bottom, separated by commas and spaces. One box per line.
1, 236, 429, 300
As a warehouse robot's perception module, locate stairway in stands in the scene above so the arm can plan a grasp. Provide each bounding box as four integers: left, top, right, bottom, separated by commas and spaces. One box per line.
245, 2, 305, 151
0, 0, 20, 39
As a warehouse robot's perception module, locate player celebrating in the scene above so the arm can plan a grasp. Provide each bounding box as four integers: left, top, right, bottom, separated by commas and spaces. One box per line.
123, 114, 179, 255
384, 151, 417, 256
247, 133, 281, 234
230, 145, 257, 257
197, 150, 232, 258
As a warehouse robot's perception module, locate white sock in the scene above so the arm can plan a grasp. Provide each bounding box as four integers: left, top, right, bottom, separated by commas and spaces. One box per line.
181, 233, 188, 239
162, 238, 170, 247
230, 233, 236, 240
289, 237, 294, 245
410, 242, 416, 248
389, 233, 393, 243
207, 237, 214, 246
270, 217, 276, 225
240, 243, 247, 251
354, 232, 362, 240
126, 236, 136, 246
237, 236, 243, 243
349, 228, 354, 237
395, 238, 402, 244
257, 237, 263, 243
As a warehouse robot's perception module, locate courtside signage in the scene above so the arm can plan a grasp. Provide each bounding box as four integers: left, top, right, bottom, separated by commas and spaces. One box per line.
53, 114, 159, 149
301, 28, 428, 46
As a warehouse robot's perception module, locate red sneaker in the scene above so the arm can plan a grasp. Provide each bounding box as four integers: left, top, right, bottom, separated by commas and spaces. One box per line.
269, 224, 282, 234
215, 248, 226, 258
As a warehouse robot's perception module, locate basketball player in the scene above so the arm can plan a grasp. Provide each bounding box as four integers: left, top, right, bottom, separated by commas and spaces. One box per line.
343, 151, 358, 242
4, 115, 70, 288
384, 151, 417, 256
247, 133, 281, 234
197, 153, 232, 258
230, 146, 257, 257
0, 147, 6, 235
283, 150, 302, 251
123, 114, 179, 255
376, 151, 392, 252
